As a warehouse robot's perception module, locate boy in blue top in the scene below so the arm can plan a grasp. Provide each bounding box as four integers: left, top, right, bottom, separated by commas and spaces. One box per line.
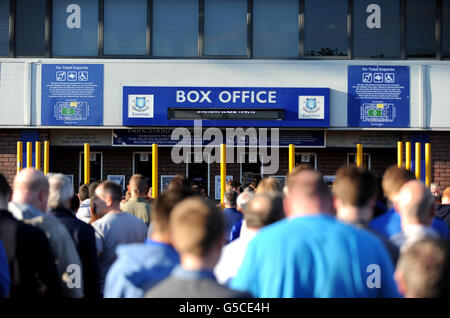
370, 165, 448, 239
230, 166, 400, 298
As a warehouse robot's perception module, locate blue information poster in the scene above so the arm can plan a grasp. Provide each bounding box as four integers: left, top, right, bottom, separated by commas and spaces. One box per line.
112, 129, 325, 148
41, 64, 103, 126
123, 86, 330, 127
348, 65, 410, 127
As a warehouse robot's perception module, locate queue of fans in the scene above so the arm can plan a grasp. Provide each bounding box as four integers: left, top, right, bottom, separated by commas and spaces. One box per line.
0, 164, 449, 298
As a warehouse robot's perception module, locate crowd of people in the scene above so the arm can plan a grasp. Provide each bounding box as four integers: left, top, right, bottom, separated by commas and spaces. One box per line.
0, 164, 449, 298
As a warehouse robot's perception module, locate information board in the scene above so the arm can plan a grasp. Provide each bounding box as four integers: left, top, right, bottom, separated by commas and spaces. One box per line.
348, 66, 410, 127
123, 86, 329, 127
112, 129, 325, 148
41, 64, 103, 126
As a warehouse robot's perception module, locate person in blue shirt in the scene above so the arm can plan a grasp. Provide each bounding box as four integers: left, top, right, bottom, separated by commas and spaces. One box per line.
104, 188, 195, 298
230, 166, 400, 298
222, 191, 242, 242
0, 240, 10, 298
370, 165, 448, 239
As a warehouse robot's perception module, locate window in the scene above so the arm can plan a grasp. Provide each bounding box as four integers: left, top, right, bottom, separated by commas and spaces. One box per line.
79, 152, 103, 184
15, 0, 46, 56
304, 0, 348, 56
295, 153, 317, 170
52, 0, 98, 56
443, 0, 450, 58
0, 0, 9, 56
406, 0, 436, 58
153, 0, 198, 57
347, 153, 371, 170
103, 0, 147, 55
353, 0, 400, 58
253, 0, 299, 58
204, 0, 247, 56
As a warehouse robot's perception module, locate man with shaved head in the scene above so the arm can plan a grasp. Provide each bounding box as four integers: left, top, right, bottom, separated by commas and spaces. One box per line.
370, 165, 448, 239
121, 174, 152, 226
8, 168, 83, 297
391, 180, 439, 251
231, 166, 399, 298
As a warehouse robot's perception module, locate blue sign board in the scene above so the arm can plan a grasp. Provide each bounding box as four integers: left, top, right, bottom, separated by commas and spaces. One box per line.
123, 86, 329, 127
41, 64, 103, 126
348, 66, 410, 127
112, 129, 325, 148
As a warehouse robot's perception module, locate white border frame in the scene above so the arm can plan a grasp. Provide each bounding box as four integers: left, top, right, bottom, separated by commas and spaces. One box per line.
160, 175, 176, 193
107, 175, 126, 190
347, 153, 372, 170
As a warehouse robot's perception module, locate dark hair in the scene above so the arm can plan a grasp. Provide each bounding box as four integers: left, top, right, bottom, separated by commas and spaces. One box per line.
89, 180, 102, 198
167, 174, 191, 192
99, 181, 123, 204
0, 173, 11, 201
223, 190, 238, 207
78, 184, 90, 201
71, 194, 80, 212
129, 174, 148, 195
333, 166, 377, 208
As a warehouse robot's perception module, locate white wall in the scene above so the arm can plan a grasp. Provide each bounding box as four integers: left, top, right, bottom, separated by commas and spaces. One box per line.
0, 58, 449, 129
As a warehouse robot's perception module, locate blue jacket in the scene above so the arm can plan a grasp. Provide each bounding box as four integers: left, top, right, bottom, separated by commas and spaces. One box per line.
223, 208, 243, 242
369, 208, 449, 239
0, 240, 10, 298
104, 239, 180, 298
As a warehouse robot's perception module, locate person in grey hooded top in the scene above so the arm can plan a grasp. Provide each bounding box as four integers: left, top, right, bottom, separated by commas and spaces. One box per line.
8, 168, 83, 298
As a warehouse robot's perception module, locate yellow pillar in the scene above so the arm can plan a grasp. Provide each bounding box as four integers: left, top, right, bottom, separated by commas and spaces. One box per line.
220, 144, 226, 205
288, 144, 295, 173
415, 142, 421, 180
152, 144, 158, 198
397, 141, 403, 168
356, 144, 363, 167
44, 141, 49, 175
17, 141, 23, 174
84, 143, 90, 184
405, 141, 411, 171
35, 141, 41, 171
425, 143, 431, 187
26, 142, 32, 168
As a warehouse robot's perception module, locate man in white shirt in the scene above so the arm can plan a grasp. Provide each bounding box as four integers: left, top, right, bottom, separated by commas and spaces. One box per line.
214, 193, 284, 285
91, 181, 148, 294
391, 180, 439, 251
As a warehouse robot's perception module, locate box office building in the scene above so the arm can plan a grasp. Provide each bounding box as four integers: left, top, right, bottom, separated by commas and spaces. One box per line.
1, 0, 450, 199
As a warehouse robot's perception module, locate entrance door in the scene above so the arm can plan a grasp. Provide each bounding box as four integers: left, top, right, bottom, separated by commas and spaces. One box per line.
240, 152, 262, 186
133, 152, 152, 186
187, 151, 209, 196
79, 152, 103, 185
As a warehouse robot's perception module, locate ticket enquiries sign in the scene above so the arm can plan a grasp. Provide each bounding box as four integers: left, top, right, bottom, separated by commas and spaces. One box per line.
41, 64, 104, 126
348, 65, 410, 128
123, 86, 329, 127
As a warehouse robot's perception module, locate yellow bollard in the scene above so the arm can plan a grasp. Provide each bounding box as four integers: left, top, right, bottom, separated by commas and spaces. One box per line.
397, 141, 403, 168
152, 144, 158, 199
35, 141, 41, 171
220, 144, 226, 205
288, 144, 295, 173
44, 141, 49, 175
26, 142, 32, 168
356, 144, 363, 167
405, 141, 411, 171
17, 141, 23, 174
425, 143, 431, 187
415, 142, 421, 180
84, 143, 90, 184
